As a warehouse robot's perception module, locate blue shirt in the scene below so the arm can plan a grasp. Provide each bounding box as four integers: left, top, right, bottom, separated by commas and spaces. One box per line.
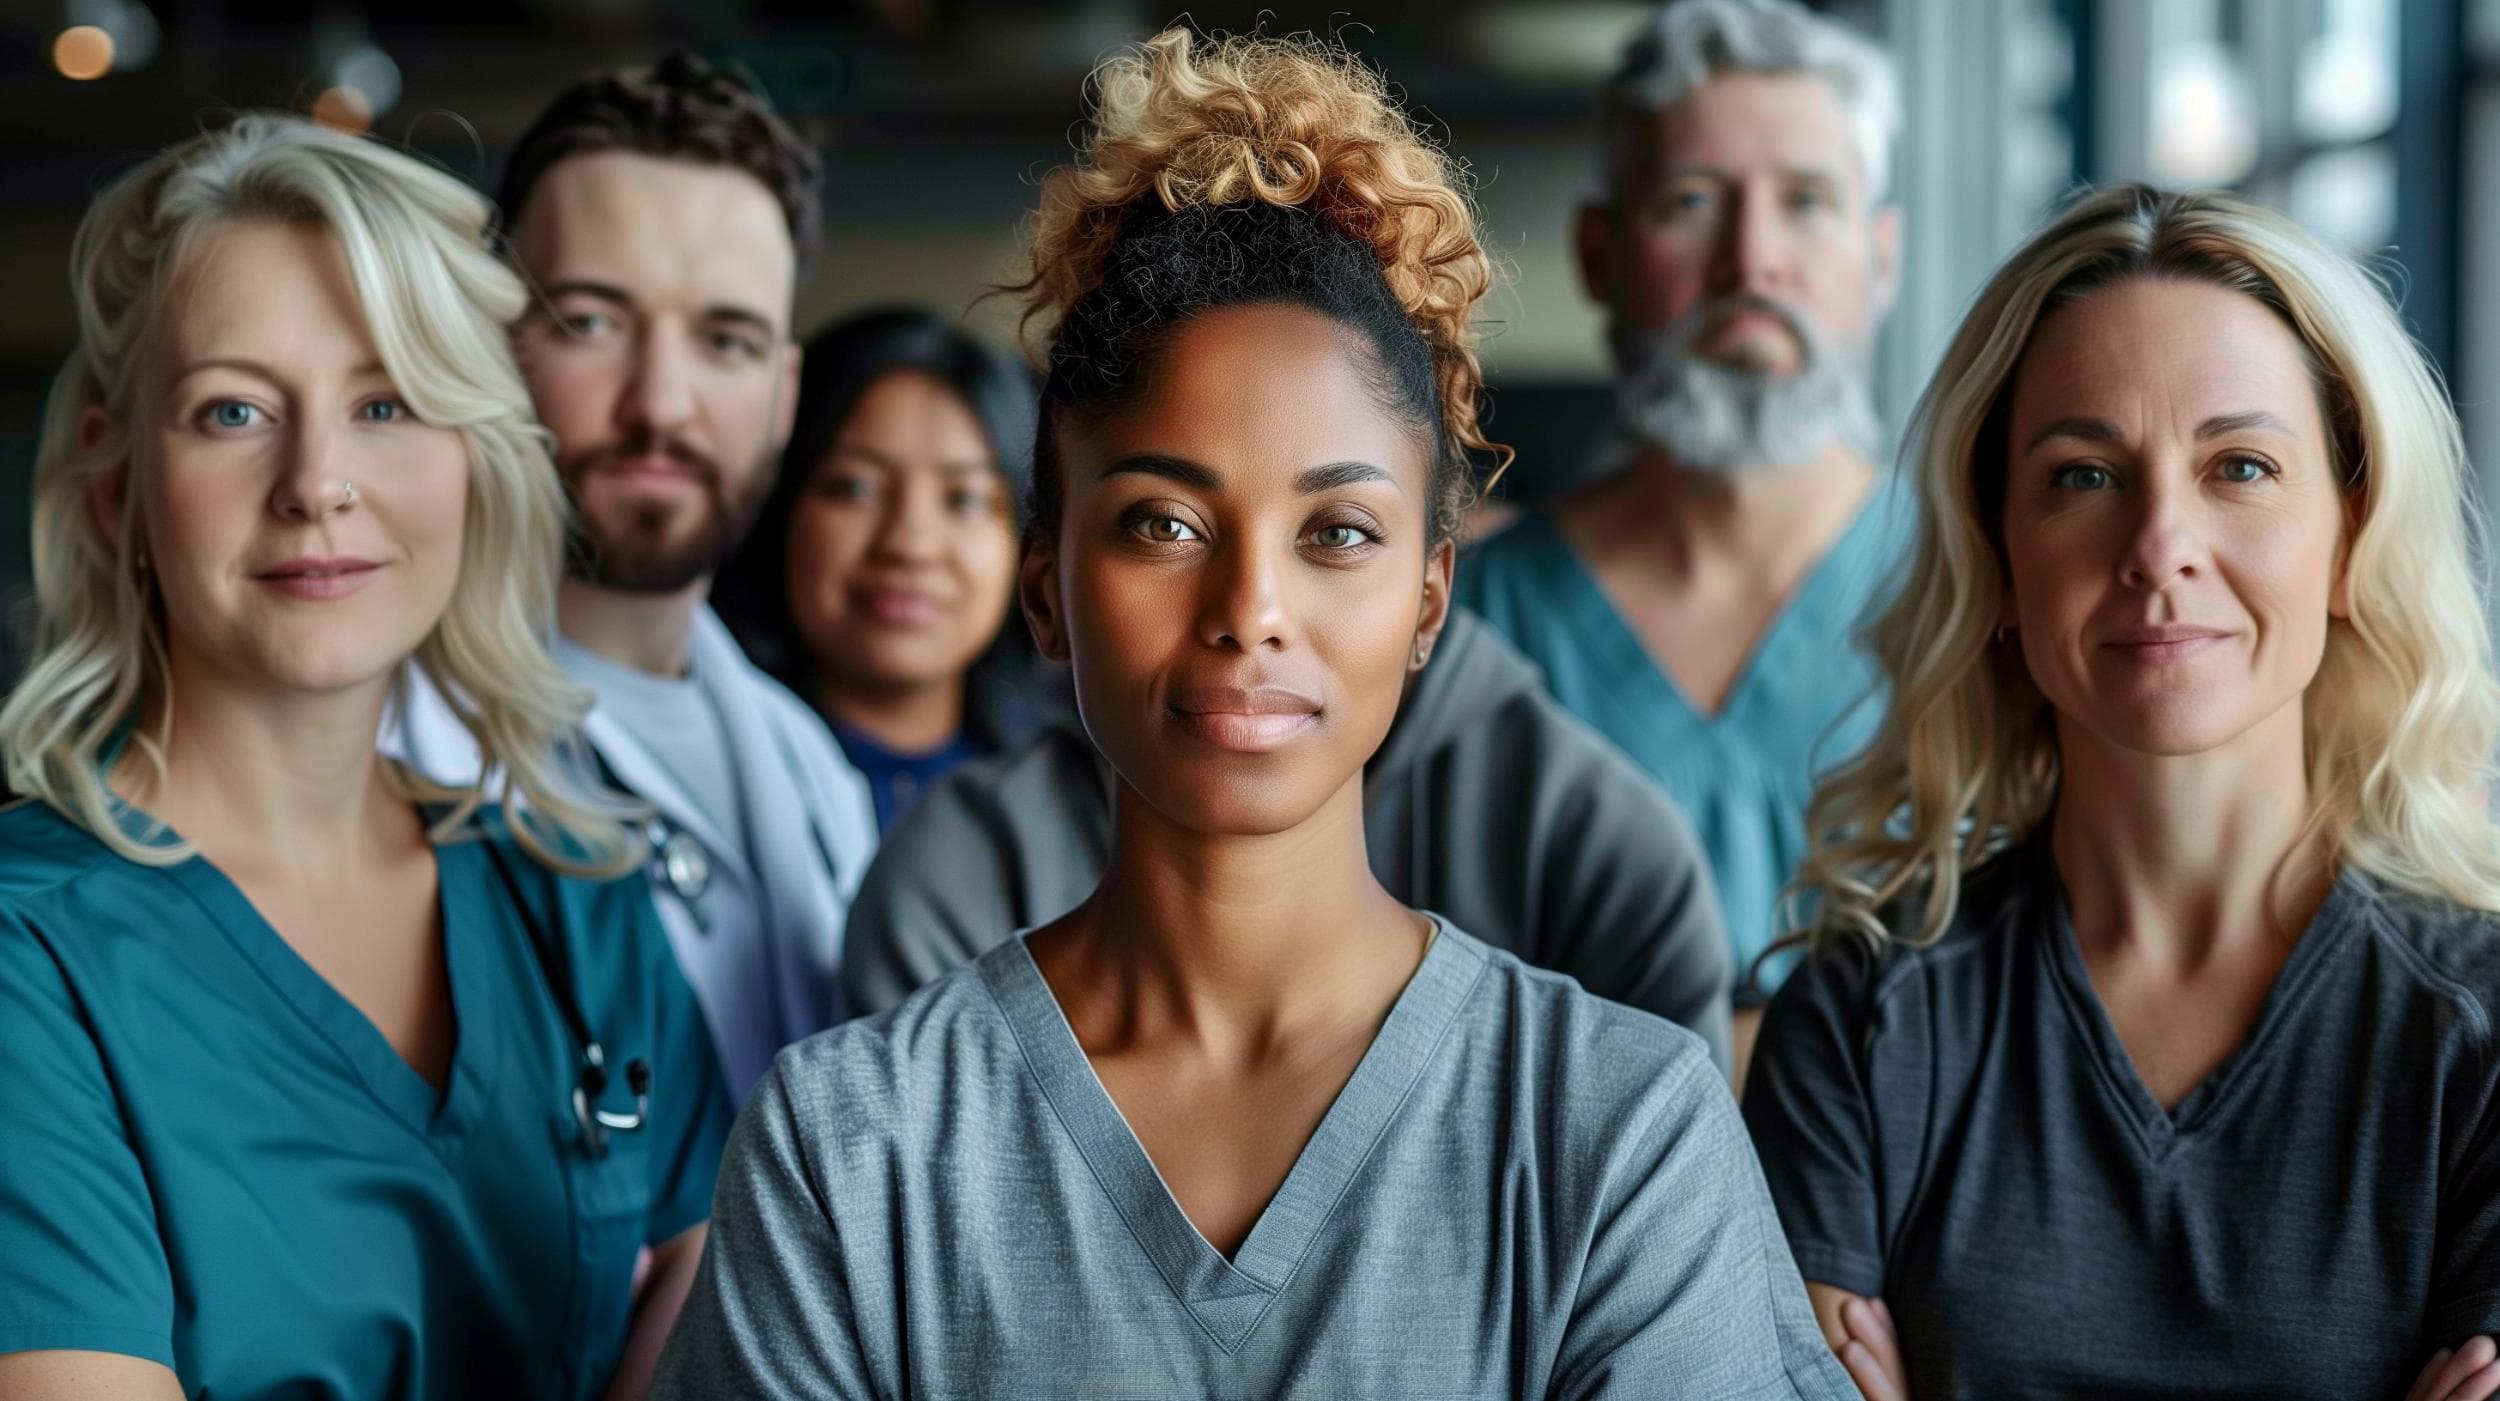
653, 922, 1853, 1398
1456, 486, 1904, 993
831, 723, 981, 833
0, 798, 732, 1398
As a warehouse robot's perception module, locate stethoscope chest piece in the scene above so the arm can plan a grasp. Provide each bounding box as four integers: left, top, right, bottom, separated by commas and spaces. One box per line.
659, 828, 711, 905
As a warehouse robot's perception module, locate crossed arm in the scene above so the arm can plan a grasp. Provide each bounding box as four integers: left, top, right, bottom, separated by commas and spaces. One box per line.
1804, 1282, 2500, 1401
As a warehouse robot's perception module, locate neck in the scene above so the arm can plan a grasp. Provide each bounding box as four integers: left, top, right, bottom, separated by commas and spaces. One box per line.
2049, 700, 2329, 965
558, 576, 707, 678
116, 656, 406, 876
1065, 775, 1419, 1051
816, 673, 965, 755
1565, 440, 1874, 589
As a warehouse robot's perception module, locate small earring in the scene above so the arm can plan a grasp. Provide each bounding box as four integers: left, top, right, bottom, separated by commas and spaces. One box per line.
1994, 624, 2014, 644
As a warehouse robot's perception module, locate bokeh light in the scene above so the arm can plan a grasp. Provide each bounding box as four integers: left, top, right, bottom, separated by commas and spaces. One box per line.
52, 25, 115, 81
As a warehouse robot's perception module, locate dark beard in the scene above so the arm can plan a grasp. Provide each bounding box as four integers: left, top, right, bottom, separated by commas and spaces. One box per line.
560, 435, 775, 594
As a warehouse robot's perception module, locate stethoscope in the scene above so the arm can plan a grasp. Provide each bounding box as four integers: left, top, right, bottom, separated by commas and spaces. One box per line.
483, 837, 652, 1158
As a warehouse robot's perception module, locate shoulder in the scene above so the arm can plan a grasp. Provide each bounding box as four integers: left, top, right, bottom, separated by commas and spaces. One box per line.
1461, 930, 1718, 1108
1777, 846, 2042, 1024
0, 798, 150, 908
760, 949, 1019, 1141
2348, 876, 2500, 1040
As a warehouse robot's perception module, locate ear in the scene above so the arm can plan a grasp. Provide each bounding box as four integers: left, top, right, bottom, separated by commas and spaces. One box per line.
1018, 538, 1070, 663
1868, 204, 1903, 323
80, 405, 132, 546
1408, 539, 1456, 674
2328, 483, 2365, 620
1573, 202, 1613, 307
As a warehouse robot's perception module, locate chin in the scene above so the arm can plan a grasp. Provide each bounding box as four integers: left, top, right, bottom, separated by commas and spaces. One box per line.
2067, 698, 2272, 762
1121, 763, 1337, 839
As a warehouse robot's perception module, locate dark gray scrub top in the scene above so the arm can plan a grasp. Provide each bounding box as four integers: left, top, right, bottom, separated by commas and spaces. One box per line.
1743, 841, 2500, 1399
658, 921, 1854, 1399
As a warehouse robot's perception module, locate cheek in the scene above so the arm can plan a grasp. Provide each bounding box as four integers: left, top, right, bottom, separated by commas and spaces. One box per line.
1622, 238, 1711, 324
787, 510, 869, 621
522, 352, 618, 433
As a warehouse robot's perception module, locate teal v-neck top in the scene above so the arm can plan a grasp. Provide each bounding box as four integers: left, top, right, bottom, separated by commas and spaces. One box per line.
0, 797, 733, 1399
653, 922, 1854, 1398
1455, 487, 1906, 992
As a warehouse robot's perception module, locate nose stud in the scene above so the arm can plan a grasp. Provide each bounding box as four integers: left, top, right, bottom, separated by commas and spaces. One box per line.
336, 480, 359, 510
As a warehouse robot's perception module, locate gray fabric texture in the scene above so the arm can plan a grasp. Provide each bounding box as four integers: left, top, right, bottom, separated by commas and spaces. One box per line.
1742, 840, 2500, 1399
654, 922, 1850, 1399
550, 634, 750, 867
838, 609, 1736, 1070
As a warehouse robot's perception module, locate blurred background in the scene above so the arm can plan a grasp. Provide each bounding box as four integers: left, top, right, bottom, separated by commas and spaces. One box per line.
0, 0, 2490, 680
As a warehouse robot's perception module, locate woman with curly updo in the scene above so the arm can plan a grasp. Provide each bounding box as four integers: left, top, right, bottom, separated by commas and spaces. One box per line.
654, 29, 1851, 1399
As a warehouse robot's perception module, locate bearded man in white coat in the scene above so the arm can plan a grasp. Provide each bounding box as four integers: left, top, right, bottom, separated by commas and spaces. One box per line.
390, 53, 876, 1100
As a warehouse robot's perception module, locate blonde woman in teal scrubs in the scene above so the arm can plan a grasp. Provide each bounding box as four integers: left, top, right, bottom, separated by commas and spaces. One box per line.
0, 116, 728, 1400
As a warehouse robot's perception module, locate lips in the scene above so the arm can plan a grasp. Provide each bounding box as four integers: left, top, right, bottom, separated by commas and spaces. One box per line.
1167, 684, 1323, 753
254, 556, 380, 601
851, 584, 949, 629
2102, 624, 2232, 663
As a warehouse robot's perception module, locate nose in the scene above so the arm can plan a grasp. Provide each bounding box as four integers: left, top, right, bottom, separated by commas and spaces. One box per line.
869, 475, 949, 566
269, 416, 358, 522
618, 319, 697, 441
2117, 485, 2202, 592
1712, 182, 1791, 298
1196, 537, 1288, 653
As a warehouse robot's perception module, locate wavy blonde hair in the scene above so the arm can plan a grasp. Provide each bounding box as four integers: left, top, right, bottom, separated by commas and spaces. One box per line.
1798, 184, 2500, 948
0, 113, 637, 874
1006, 27, 1506, 539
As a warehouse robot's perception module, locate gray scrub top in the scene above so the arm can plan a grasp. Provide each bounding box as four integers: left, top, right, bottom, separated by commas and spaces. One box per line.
655, 921, 1852, 1399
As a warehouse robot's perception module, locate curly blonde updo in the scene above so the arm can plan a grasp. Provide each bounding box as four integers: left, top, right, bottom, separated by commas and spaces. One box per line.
1008, 28, 1505, 545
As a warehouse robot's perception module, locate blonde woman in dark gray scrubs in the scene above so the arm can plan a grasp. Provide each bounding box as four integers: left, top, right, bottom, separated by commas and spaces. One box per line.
1747, 184, 2500, 1401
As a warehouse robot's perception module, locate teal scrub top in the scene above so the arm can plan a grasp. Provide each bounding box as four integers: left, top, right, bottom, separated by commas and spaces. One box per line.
1455, 484, 1906, 993
0, 796, 733, 1399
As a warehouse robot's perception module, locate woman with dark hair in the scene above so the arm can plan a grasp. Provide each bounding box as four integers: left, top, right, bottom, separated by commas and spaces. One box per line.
656, 29, 1848, 1400
712, 307, 1050, 831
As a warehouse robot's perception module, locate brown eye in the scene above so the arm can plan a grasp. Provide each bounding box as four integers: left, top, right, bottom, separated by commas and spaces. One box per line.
1131, 514, 1200, 544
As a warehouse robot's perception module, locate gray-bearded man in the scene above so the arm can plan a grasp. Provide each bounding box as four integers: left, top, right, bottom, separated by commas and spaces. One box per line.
1456, 0, 1906, 1078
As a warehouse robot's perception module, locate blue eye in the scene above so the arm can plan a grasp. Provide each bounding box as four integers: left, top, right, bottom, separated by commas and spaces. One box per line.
2052, 464, 2114, 492
2218, 455, 2274, 483
205, 401, 262, 430
357, 398, 408, 423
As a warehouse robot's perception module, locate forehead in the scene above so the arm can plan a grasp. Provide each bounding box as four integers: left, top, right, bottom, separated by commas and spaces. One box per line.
155, 218, 374, 369
513, 150, 795, 320
1069, 305, 1430, 492
838, 371, 994, 460
1631, 70, 1862, 186
2010, 278, 2325, 438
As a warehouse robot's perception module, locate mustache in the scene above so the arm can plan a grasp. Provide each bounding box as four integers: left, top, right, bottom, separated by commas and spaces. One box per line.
1667, 293, 1816, 363
560, 433, 725, 487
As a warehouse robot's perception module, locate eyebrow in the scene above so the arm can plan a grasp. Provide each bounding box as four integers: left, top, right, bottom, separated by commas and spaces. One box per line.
1097, 455, 1397, 495
542, 279, 780, 337
169, 357, 387, 388
2023, 410, 2299, 453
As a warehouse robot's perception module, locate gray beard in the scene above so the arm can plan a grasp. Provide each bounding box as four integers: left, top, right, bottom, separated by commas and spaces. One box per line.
1611, 300, 1881, 477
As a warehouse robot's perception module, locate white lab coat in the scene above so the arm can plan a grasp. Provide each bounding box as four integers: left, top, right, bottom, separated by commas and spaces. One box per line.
385, 606, 879, 1101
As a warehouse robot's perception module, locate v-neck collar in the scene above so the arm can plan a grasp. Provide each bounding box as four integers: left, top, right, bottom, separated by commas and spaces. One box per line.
2035, 848, 2366, 1157
154, 816, 496, 1159
1520, 476, 1897, 732
981, 920, 1490, 1353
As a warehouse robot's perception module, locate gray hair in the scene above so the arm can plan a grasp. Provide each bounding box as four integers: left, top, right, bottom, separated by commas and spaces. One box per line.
1602, 0, 1901, 203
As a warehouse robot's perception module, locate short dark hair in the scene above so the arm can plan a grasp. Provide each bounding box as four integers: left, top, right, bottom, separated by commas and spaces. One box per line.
496, 50, 822, 270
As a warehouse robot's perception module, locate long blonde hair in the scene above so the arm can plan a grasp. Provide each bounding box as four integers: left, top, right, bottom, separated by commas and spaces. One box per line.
1798, 183, 2500, 948
0, 113, 636, 874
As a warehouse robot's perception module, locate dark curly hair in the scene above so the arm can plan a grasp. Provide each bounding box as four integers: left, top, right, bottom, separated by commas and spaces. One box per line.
1005, 29, 1507, 548
496, 50, 822, 271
